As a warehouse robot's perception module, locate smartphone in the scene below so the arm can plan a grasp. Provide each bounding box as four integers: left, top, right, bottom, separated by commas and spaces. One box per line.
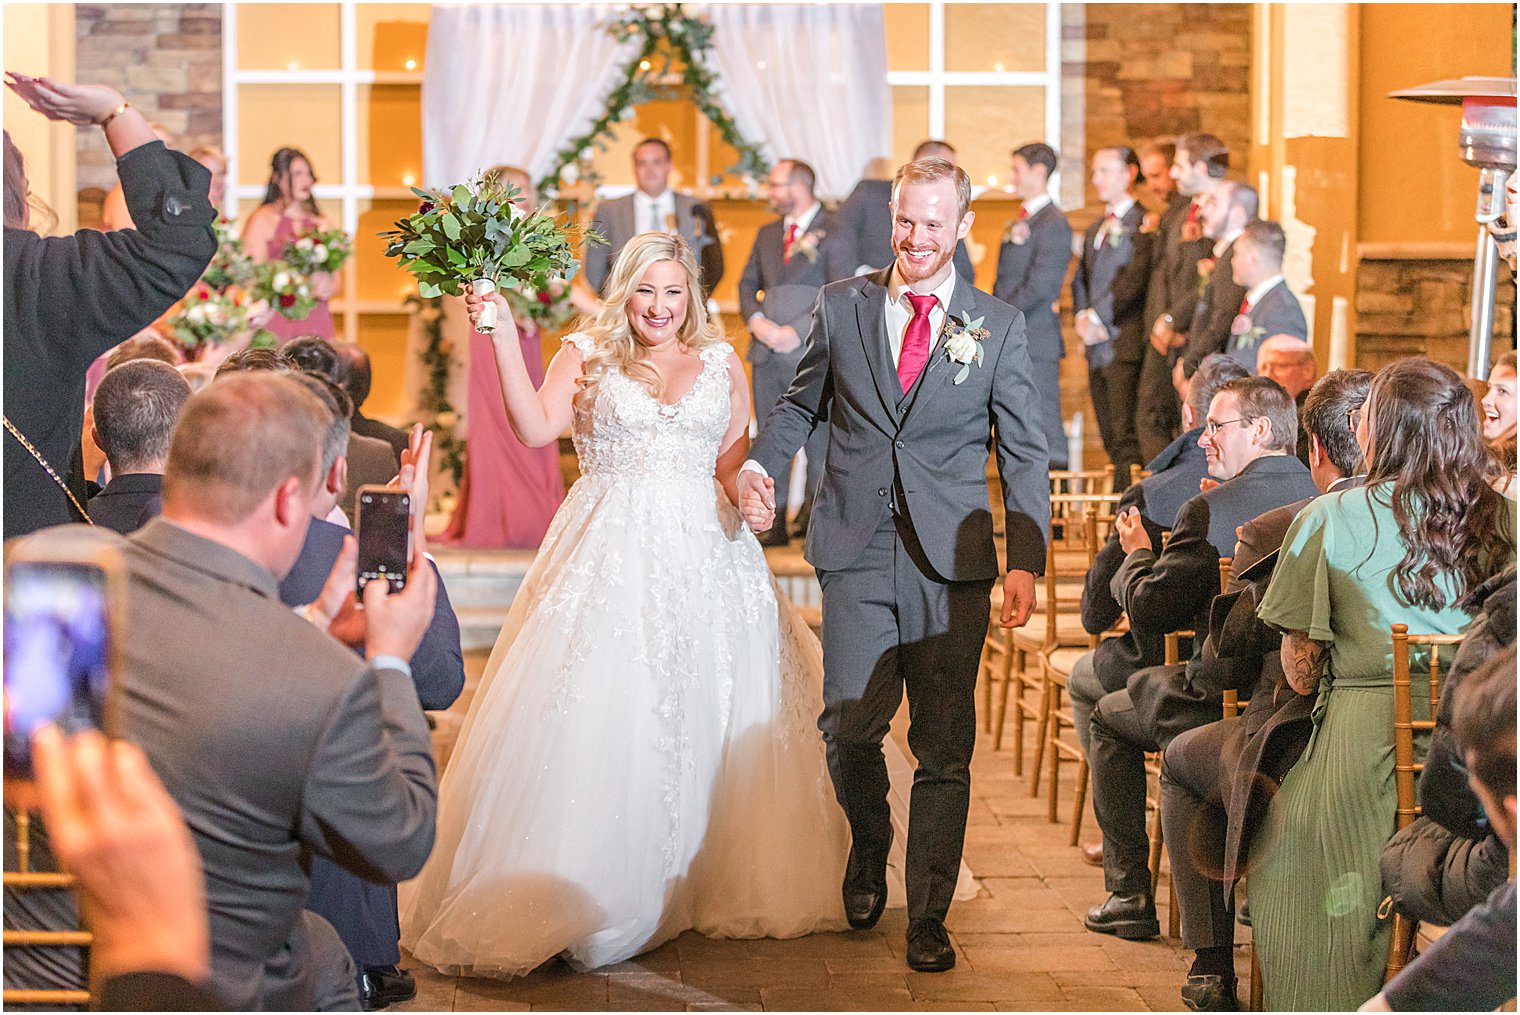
356, 486, 411, 595
3, 535, 127, 781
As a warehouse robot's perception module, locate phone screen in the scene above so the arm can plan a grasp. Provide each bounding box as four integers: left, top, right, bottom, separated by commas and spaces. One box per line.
3, 562, 112, 779
357, 490, 410, 594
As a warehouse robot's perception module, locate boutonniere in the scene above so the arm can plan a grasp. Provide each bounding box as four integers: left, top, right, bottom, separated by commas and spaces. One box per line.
1004, 220, 1031, 246
1098, 216, 1127, 248
1196, 256, 1217, 296
942, 315, 990, 385
1230, 314, 1265, 351
791, 230, 822, 263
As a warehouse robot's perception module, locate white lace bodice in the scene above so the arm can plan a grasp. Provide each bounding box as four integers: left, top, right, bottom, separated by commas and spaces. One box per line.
562, 333, 733, 483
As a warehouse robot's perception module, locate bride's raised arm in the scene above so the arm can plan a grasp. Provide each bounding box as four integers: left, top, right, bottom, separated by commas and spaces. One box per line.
715, 350, 754, 508
464, 286, 580, 448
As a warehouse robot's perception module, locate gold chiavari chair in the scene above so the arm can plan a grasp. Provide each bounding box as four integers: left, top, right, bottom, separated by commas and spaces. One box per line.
1383, 624, 1464, 982
3, 809, 91, 1007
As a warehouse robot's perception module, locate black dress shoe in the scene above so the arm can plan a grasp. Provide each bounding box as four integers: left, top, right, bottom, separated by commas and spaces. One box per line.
1181, 974, 1240, 1012
359, 965, 416, 1011
842, 847, 887, 930
756, 526, 790, 548
905, 918, 956, 972
1083, 892, 1160, 940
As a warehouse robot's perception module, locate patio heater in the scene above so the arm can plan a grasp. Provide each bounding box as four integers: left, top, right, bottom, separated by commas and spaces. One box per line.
1389, 76, 1517, 380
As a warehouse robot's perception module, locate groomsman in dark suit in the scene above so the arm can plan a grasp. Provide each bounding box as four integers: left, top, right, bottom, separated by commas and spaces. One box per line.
739, 158, 857, 544
912, 140, 975, 281
1223, 220, 1309, 372
1138, 135, 1230, 464
1177, 181, 1257, 383
1072, 146, 1152, 479
585, 138, 724, 298
1134, 139, 1187, 464
836, 157, 897, 274
994, 142, 1074, 468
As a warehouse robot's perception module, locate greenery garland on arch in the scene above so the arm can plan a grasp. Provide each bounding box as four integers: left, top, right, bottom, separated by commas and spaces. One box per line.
536, 3, 770, 196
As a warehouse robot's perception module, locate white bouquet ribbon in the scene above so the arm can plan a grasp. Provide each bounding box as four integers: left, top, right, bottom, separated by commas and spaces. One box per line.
472, 277, 499, 333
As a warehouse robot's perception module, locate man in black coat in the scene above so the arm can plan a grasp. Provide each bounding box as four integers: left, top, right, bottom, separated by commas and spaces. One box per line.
1157, 368, 1371, 1011
994, 143, 1074, 469
1178, 181, 1257, 383
1080, 377, 1318, 943
739, 158, 858, 543
1072, 354, 1249, 756
335, 341, 410, 463
1136, 134, 1230, 464
86, 360, 190, 534
4, 85, 216, 539
1072, 147, 1152, 479
1222, 221, 1309, 373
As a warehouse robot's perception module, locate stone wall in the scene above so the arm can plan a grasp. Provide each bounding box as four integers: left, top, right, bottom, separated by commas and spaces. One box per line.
74, 3, 221, 223
1062, 4, 1253, 205
1356, 257, 1517, 372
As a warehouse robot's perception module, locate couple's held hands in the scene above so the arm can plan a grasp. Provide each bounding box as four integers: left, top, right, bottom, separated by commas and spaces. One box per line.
999, 570, 1037, 629
736, 469, 777, 533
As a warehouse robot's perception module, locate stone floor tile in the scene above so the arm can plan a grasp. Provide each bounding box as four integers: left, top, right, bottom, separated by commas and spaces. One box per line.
759, 985, 914, 1011
390, 978, 459, 1012
745, 931, 892, 961
680, 957, 831, 991
1059, 985, 1151, 1009
961, 942, 1117, 976
905, 969, 1064, 1003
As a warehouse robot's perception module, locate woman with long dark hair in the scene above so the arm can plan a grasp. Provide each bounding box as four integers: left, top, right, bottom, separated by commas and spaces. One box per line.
241, 146, 339, 341
3, 75, 215, 539
1249, 357, 1516, 1010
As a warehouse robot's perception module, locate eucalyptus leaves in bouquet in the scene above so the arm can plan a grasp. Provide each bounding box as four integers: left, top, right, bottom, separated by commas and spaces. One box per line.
200, 218, 259, 294
380, 170, 597, 333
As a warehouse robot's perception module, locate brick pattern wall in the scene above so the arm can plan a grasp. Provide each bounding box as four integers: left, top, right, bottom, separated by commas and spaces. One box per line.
1063, 4, 1253, 206
74, 3, 221, 223
1356, 257, 1517, 371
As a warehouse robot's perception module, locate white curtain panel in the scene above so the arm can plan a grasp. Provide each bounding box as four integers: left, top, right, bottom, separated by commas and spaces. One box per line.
422, 4, 637, 188
706, 4, 890, 198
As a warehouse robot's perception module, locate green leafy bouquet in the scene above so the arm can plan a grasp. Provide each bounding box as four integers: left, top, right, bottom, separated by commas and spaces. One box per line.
380, 171, 595, 333
283, 225, 352, 275
256, 261, 318, 320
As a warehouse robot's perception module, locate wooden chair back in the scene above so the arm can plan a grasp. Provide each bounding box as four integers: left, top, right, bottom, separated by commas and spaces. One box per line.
1163, 557, 1232, 669
3, 810, 92, 1007
1384, 623, 1464, 983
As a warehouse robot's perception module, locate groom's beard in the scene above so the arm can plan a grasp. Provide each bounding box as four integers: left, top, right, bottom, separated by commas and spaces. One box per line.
893, 240, 955, 285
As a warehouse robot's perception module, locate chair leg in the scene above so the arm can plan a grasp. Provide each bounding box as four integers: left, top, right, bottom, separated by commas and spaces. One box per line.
1028, 674, 1052, 797
1168, 874, 1180, 939
992, 647, 1015, 752
980, 642, 994, 733
1384, 912, 1417, 982
1047, 729, 1062, 823
1068, 754, 1089, 846
1148, 804, 1165, 898
1249, 940, 1263, 1010
1010, 648, 1028, 775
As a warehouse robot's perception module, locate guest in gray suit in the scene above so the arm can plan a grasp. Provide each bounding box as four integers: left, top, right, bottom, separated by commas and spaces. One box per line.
1177, 180, 1257, 384
1225, 220, 1309, 372
1072, 146, 1153, 479
739, 158, 857, 543
994, 142, 1074, 469
112, 373, 440, 1010
738, 158, 1049, 974
584, 138, 724, 298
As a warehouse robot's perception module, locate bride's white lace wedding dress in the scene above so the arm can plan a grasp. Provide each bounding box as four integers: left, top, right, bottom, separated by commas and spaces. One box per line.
400, 334, 974, 978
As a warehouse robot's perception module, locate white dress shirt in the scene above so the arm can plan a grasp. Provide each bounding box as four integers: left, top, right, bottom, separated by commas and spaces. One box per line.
634, 188, 676, 235
1243, 274, 1286, 311
785, 201, 822, 240
1019, 192, 1054, 218
1212, 228, 1243, 258
740, 264, 957, 481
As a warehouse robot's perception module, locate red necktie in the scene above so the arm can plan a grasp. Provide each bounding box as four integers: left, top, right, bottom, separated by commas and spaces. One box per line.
1018, 206, 1030, 220
897, 293, 938, 392
782, 222, 798, 262
1186, 201, 1201, 224
1238, 297, 1250, 316
1095, 211, 1117, 249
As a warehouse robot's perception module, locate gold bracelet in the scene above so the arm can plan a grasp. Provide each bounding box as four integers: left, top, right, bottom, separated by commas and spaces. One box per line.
97, 100, 129, 129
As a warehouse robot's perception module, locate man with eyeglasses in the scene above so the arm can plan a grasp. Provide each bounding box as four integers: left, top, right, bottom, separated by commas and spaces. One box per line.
1079, 376, 1318, 945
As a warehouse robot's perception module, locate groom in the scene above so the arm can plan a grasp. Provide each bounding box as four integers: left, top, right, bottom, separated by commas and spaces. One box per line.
738, 158, 1050, 972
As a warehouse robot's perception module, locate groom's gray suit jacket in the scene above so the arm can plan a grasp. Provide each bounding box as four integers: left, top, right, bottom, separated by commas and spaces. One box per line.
750, 268, 1051, 582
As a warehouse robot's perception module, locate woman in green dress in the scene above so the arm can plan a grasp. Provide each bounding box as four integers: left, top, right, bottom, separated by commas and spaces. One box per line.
1252, 357, 1516, 1011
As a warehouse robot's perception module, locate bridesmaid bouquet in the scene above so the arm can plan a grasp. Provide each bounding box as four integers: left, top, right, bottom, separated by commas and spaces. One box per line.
201, 218, 259, 293
283, 225, 352, 276
380, 170, 593, 333
164, 283, 275, 351
256, 262, 317, 320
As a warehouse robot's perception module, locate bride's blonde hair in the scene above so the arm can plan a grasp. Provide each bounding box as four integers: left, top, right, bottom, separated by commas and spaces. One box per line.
574, 232, 724, 407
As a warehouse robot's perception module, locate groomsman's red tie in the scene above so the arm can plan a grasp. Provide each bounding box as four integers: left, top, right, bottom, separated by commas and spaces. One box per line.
1186, 200, 1201, 224
783, 223, 798, 262
898, 293, 939, 392
1238, 296, 1250, 316
1095, 211, 1118, 250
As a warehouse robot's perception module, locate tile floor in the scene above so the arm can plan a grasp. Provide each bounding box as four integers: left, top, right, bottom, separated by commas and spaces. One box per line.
402, 650, 1254, 1012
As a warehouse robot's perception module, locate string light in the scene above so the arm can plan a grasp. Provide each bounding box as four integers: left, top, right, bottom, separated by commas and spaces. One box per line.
287, 60, 299, 71
639, 59, 651, 71
404, 59, 417, 71
402, 173, 417, 187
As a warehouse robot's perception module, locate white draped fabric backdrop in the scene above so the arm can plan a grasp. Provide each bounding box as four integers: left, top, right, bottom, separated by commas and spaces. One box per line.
409, 3, 891, 420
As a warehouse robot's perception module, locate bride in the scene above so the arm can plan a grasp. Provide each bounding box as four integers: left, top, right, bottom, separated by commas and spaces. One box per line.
400, 233, 972, 978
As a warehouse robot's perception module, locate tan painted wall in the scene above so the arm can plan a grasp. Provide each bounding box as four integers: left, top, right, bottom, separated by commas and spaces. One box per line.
1357, 2, 1514, 247
4, 4, 76, 233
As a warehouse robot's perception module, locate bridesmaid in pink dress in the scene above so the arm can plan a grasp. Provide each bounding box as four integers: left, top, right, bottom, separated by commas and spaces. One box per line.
241, 147, 338, 342
441, 166, 572, 548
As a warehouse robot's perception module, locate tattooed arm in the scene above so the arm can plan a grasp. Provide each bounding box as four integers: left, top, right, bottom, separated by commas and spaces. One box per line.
1280, 631, 1328, 696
